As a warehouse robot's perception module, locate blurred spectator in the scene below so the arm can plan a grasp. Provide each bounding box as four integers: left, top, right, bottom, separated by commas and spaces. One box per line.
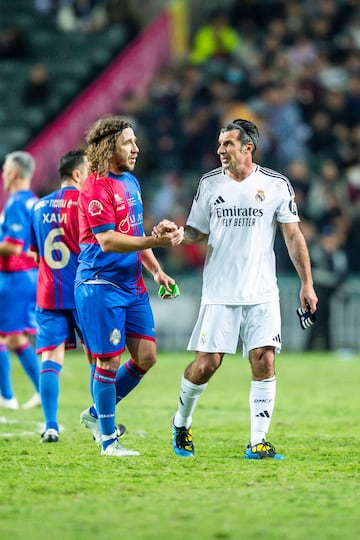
231, 0, 285, 32
248, 81, 310, 167
34, 0, 57, 14
189, 8, 241, 68
344, 162, 360, 212
116, 90, 150, 175
306, 160, 350, 233
23, 63, 52, 110
287, 34, 318, 71
345, 74, 360, 128
307, 109, 338, 163
345, 162, 360, 270
107, 0, 142, 42
305, 230, 348, 350
149, 173, 182, 222
296, 61, 325, 122
284, 160, 312, 215
181, 105, 220, 173
56, 0, 108, 33
0, 26, 29, 59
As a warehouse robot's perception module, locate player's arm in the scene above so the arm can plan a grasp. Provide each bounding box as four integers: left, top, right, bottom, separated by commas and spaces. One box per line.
142, 248, 176, 290
95, 227, 183, 253
182, 225, 207, 245
152, 221, 207, 245
0, 240, 22, 256
28, 246, 40, 264
280, 221, 318, 313
141, 248, 165, 278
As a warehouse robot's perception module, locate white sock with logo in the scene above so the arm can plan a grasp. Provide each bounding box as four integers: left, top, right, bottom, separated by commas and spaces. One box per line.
174, 376, 208, 429
249, 376, 276, 447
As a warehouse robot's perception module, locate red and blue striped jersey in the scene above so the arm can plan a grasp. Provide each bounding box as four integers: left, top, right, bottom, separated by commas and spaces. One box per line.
76, 171, 146, 294
30, 186, 80, 309
0, 189, 38, 272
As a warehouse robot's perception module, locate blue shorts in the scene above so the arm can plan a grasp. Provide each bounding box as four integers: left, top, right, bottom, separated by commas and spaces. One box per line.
74, 281, 155, 358
0, 269, 37, 335
35, 307, 84, 354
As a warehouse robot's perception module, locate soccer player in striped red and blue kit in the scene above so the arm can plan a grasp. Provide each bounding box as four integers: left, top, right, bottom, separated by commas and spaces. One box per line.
30, 150, 91, 442
75, 115, 183, 457
0, 151, 40, 411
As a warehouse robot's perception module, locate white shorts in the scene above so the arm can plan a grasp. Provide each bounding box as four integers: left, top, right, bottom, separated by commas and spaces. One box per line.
187, 302, 282, 358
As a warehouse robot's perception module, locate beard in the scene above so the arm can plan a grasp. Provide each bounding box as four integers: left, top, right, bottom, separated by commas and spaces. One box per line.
112, 153, 136, 173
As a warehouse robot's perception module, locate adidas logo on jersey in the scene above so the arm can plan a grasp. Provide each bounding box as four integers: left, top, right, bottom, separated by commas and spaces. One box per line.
214, 195, 225, 205
273, 334, 281, 343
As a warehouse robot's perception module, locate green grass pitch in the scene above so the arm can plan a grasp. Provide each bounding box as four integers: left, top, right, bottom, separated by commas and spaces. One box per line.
0, 350, 359, 540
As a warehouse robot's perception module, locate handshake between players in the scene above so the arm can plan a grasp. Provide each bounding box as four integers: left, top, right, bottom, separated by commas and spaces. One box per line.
152, 219, 184, 244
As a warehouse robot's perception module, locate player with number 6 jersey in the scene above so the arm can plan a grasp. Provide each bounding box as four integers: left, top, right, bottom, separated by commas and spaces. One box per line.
30, 150, 91, 443
31, 181, 82, 310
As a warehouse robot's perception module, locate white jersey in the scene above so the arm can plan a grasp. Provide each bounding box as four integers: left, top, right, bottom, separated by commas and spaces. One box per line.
186, 164, 300, 305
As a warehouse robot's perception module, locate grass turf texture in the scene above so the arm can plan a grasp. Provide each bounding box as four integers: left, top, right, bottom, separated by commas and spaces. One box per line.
0, 350, 359, 540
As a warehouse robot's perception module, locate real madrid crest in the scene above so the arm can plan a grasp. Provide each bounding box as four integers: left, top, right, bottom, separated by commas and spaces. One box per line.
255, 189, 265, 202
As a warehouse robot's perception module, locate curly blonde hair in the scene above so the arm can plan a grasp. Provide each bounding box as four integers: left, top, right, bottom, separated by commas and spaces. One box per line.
85, 115, 132, 176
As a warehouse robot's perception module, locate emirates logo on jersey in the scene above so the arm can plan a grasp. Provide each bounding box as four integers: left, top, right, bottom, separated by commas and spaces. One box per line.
88, 199, 103, 216
255, 189, 265, 202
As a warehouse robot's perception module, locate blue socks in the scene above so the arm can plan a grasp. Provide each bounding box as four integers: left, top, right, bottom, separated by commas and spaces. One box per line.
89, 359, 147, 421
39, 360, 62, 431
0, 344, 14, 399
93, 366, 117, 448
14, 343, 40, 393
115, 358, 147, 403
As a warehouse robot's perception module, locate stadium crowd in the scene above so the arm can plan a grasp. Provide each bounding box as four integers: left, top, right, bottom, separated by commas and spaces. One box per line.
113, 1, 360, 283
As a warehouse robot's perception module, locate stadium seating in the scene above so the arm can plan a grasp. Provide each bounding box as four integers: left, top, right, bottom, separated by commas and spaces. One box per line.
0, 0, 128, 162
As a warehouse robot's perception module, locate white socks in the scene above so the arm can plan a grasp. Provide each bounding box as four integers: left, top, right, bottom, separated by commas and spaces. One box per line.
249, 376, 276, 446
174, 376, 208, 429
173, 374, 276, 444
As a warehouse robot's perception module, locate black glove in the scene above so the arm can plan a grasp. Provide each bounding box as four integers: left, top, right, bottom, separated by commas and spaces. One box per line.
297, 305, 317, 330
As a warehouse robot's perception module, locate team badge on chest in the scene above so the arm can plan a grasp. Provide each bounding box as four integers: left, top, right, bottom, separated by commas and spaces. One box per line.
255, 189, 265, 202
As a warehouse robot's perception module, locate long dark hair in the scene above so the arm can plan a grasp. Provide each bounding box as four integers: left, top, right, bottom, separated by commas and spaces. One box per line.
85, 115, 132, 176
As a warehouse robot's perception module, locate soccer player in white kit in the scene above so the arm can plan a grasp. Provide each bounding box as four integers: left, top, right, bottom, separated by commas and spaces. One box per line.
155, 119, 318, 459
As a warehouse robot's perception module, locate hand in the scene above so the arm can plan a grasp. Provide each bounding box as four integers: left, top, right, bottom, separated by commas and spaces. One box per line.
158, 283, 180, 299
297, 304, 317, 330
152, 219, 178, 238
153, 269, 175, 291
153, 226, 184, 247
299, 285, 318, 314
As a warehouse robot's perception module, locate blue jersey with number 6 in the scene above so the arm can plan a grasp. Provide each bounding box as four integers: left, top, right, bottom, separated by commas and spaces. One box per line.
30, 186, 80, 309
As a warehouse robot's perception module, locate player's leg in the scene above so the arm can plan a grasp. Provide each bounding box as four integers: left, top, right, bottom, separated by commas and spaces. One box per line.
76, 304, 126, 445
79, 345, 126, 444
115, 294, 157, 403
75, 307, 101, 441
172, 304, 238, 457
172, 351, 221, 458
9, 269, 40, 408
36, 309, 79, 442
75, 283, 138, 457
39, 345, 64, 443
241, 302, 285, 460
0, 274, 18, 408
8, 333, 40, 409
0, 337, 18, 409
